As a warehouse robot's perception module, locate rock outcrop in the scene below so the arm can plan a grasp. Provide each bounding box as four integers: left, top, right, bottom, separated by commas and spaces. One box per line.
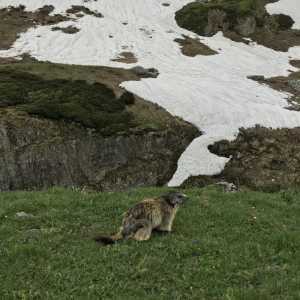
175, 0, 300, 51
183, 126, 300, 192
0, 109, 198, 191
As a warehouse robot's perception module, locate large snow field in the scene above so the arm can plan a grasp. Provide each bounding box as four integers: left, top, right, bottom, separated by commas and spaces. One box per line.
0, 0, 300, 186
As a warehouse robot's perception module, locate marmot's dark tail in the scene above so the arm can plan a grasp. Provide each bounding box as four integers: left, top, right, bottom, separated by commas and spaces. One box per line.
93, 236, 115, 245
94, 222, 144, 245
93, 232, 123, 245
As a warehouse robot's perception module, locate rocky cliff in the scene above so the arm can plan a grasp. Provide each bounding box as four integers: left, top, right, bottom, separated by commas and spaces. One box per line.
0, 109, 198, 191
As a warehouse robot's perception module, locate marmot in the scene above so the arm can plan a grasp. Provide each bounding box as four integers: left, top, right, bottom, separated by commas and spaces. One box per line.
94, 191, 188, 245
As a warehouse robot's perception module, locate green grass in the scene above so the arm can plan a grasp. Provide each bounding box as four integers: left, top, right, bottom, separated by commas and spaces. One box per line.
0, 187, 299, 299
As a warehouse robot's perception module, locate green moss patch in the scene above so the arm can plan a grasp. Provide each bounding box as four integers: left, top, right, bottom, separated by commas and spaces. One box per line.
0, 61, 196, 136
175, 0, 300, 51
176, 0, 263, 36
0, 69, 135, 135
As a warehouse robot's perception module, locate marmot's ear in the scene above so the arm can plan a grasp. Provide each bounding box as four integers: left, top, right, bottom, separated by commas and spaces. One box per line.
161, 191, 174, 201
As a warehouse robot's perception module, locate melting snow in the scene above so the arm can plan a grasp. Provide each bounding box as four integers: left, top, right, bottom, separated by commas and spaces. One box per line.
0, 0, 300, 186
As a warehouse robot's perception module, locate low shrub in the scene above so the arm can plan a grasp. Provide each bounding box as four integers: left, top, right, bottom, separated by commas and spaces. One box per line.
0, 69, 135, 134
175, 0, 265, 36
176, 0, 266, 35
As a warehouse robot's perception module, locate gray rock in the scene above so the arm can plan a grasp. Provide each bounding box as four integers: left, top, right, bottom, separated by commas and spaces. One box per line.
131, 66, 159, 78
16, 211, 34, 218
235, 16, 256, 36
205, 9, 228, 36
247, 75, 265, 81
215, 181, 238, 193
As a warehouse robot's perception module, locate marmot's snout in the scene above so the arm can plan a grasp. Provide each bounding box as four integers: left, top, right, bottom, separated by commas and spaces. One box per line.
163, 191, 188, 206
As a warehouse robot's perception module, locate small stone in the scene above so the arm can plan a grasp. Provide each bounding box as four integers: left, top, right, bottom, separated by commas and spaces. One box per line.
131, 66, 159, 78
16, 211, 34, 218
215, 181, 238, 192
247, 75, 265, 81
192, 239, 200, 244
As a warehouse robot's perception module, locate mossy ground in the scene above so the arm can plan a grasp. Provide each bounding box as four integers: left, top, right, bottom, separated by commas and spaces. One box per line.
0, 68, 135, 135
0, 61, 186, 135
175, 0, 264, 36
0, 187, 299, 299
175, 0, 300, 51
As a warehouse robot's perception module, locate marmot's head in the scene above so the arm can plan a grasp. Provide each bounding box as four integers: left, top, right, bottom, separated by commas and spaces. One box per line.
162, 191, 188, 206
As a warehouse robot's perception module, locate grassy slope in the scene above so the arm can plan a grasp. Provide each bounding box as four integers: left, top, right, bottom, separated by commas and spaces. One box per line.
0, 69, 135, 135
0, 61, 187, 134
0, 187, 299, 299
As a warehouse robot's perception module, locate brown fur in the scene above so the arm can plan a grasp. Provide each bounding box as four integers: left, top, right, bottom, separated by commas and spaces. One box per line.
94, 191, 187, 245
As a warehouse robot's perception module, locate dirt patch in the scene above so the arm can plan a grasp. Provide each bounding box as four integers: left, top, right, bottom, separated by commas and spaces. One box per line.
248, 29, 300, 52
174, 35, 218, 57
0, 5, 70, 50
290, 60, 300, 68
0, 53, 38, 65
0, 3, 106, 49
0, 57, 19, 64
52, 26, 80, 34
111, 52, 138, 64
182, 125, 300, 192
66, 5, 103, 18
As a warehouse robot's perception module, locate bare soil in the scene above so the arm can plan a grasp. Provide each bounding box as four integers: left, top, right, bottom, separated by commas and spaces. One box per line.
0, 5, 69, 50
111, 52, 138, 64
174, 35, 218, 57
